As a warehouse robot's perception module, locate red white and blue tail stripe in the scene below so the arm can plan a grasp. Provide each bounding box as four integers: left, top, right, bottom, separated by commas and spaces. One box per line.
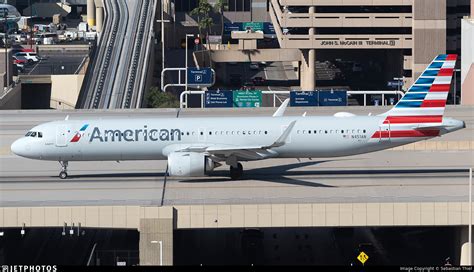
381, 54, 456, 120
375, 54, 457, 138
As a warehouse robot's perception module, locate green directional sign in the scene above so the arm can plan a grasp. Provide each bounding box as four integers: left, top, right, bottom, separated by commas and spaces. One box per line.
242, 22, 264, 32
233, 90, 262, 108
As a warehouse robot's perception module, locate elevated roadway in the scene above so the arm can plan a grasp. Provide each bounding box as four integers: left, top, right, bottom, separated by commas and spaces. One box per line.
79, 0, 156, 109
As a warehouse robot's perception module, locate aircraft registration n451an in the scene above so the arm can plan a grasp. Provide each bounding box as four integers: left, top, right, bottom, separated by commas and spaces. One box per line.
11, 54, 465, 179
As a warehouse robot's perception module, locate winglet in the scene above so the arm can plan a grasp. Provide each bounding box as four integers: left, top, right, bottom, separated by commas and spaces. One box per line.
272, 99, 290, 117
65, 115, 69, 120
264, 120, 296, 149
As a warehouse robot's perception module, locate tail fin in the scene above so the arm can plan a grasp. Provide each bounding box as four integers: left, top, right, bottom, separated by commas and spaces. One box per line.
381, 54, 457, 124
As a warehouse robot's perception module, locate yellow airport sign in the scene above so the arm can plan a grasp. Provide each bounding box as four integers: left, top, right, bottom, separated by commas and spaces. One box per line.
357, 251, 369, 265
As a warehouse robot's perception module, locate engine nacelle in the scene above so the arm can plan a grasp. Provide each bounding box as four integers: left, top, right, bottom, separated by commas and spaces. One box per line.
167, 152, 215, 177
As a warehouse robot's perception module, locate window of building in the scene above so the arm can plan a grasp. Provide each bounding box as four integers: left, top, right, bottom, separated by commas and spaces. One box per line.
228, 0, 251, 12
315, 5, 412, 13
174, 0, 198, 12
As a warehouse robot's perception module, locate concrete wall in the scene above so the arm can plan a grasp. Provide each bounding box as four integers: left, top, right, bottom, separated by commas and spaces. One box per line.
461, 19, 474, 105
412, 0, 447, 83
50, 75, 85, 109
3, 202, 474, 229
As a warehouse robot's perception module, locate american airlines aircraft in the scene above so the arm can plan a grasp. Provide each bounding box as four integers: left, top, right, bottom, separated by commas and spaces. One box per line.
11, 54, 465, 179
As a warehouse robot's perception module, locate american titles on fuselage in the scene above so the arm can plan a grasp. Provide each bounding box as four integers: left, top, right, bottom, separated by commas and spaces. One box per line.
89, 126, 182, 142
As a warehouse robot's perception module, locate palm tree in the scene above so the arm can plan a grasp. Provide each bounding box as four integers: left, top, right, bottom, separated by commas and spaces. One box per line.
214, 0, 227, 36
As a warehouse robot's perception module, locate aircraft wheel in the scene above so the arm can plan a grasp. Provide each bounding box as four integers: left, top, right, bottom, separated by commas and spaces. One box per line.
59, 171, 68, 179
230, 163, 243, 180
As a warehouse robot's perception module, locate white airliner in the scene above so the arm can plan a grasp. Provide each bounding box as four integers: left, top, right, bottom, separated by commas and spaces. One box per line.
0, 4, 21, 23
11, 54, 465, 179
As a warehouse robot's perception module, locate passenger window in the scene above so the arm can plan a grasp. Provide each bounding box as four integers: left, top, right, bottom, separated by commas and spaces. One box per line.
187, 132, 190, 136
297, 130, 300, 134
264, 131, 268, 134
38, 132, 43, 138
308, 130, 311, 134
200, 132, 203, 135
341, 130, 344, 133
209, 132, 212, 135
243, 131, 246, 135
363, 129, 366, 133
314, 130, 317, 134
31, 132, 37, 137
325, 130, 328, 134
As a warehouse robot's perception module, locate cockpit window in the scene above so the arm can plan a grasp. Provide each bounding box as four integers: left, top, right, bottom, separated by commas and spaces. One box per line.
38, 132, 43, 138
25, 131, 31, 136
30, 132, 37, 137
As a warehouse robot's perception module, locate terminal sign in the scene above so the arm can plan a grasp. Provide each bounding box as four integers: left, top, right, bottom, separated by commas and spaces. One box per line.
205, 90, 233, 108
243, 22, 264, 32
187, 68, 215, 88
233, 90, 262, 108
318, 90, 347, 106
290, 91, 318, 107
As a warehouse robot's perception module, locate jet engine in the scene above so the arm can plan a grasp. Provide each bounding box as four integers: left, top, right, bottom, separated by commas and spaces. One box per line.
167, 152, 217, 177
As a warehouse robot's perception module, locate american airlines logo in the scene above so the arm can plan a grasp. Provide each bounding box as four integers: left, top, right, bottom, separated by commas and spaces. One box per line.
89, 126, 182, 142
70, 124, 89, 143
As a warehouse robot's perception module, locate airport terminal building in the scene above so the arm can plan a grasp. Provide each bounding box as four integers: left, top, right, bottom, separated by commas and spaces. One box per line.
166, 0, 470, 93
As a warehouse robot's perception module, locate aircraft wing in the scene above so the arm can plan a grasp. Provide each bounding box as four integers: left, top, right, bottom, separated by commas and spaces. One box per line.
176, 120, 297, 160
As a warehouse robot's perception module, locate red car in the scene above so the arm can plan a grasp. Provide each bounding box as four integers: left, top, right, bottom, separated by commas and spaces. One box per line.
12, 55, 31, 66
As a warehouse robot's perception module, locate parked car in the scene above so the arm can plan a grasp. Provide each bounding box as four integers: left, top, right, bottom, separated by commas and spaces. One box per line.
252, 76, 265, 85
12, 55, 31, 65
249, 62, 259, 70
14, 52, 40, 62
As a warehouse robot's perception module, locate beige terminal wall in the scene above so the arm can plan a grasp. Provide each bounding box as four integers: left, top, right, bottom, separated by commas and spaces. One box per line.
50, 75, 84, 109
461, 18, 474, 105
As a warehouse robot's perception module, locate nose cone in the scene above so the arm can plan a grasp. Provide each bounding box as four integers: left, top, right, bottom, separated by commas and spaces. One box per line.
11, 139, 25, 157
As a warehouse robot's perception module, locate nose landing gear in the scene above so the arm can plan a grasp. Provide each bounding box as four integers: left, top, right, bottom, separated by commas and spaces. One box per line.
59, 161, 68, 179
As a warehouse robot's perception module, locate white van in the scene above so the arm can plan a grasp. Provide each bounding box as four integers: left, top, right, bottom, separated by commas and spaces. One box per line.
34, 33, 59, 45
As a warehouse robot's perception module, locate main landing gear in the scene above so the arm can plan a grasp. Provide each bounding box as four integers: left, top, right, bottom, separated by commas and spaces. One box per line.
229, 163, 243, 180
59, 161, 68, 179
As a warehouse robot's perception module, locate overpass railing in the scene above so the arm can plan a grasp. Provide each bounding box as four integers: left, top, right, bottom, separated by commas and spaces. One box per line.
179, 90, 404, 109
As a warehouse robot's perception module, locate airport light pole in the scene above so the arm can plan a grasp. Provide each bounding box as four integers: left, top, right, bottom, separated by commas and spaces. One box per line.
470, 167, 472, 265
4, 12, 8, 90
185, 34, 194, 105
